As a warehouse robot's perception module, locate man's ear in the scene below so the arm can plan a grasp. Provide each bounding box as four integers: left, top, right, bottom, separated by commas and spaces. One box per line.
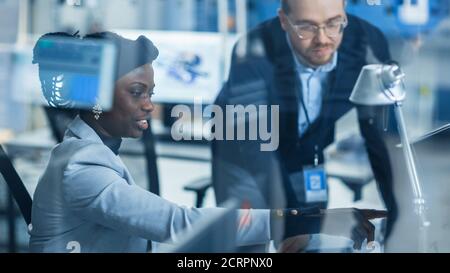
278, 8, 288, 32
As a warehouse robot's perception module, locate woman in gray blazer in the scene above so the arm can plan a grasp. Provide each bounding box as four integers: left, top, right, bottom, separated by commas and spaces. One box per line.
29, 32, 385, 253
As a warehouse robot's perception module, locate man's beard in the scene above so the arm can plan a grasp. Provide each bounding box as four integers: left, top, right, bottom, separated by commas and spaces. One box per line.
297, 43, 334, 67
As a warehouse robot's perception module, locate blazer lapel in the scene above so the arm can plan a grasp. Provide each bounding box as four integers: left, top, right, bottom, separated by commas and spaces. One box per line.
265, 19, 301, 143
66, 116, 136, 186
66, 116, 104, 144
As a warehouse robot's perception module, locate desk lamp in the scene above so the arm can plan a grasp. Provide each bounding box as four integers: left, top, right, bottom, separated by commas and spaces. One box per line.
350, 63, 430, 252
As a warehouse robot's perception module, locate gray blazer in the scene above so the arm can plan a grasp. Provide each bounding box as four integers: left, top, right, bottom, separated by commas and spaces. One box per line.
29, 116, 270, 253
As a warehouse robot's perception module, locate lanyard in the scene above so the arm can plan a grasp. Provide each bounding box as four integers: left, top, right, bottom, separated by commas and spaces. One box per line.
295, 71, 320, 167
299, 83, 312, 127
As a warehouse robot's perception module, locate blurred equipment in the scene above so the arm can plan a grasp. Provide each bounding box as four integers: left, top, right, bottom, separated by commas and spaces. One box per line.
350, 63, 430, 252
325, 134, 374, 202
0, 0, 20, 44
346, 0, 449, 38
433, 88, 450, 126
398, 0, 430, 25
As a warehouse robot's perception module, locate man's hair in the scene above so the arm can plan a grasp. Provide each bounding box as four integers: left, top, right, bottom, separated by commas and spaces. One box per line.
281, 0, 290, 14
281, 0, 346, 15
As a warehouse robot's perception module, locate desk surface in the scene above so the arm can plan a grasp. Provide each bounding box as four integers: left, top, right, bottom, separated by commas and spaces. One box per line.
4, 128, 211, 162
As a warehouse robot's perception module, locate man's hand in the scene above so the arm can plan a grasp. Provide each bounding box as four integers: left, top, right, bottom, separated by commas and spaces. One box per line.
278, 235, 312, 253
319, 208, 387, 250
271, 207, 387, 251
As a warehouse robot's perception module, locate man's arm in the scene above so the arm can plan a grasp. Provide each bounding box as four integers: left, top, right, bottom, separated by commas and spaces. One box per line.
357, 106, 398, 238
351, 14, 397, 238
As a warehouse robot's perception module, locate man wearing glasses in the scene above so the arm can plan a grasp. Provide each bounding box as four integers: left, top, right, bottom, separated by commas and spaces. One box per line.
213, 0, 398, 250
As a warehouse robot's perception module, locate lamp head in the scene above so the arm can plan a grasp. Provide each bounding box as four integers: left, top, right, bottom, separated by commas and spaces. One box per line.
350, 64, 406, 106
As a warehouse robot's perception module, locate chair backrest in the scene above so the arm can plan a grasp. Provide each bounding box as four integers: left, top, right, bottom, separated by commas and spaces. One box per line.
0, 145, 32, 225
141, 121, 160, 195
43, 107, 78, 143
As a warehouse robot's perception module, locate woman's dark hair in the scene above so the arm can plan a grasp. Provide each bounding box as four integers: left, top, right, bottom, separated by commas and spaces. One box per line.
84, 31, 159, 81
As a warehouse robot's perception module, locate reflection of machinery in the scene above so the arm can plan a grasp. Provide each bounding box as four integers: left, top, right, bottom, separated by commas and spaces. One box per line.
345, 0, 449, 38
398, 0, 430, 25
32, 36, 117, 110
157, 52, 209, 85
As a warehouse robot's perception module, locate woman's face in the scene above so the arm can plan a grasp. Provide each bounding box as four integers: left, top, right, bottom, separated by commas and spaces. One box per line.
98, 63, 155, 138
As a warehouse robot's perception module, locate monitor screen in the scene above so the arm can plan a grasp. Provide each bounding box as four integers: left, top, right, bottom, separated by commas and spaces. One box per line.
410, 124, 450, 252
11, 36, 117, 111
386, 124, 450, 252
115, 30, 238, 104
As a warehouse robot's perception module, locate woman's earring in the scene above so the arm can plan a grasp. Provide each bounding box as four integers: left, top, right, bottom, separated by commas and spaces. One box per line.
92, 103, 103, 120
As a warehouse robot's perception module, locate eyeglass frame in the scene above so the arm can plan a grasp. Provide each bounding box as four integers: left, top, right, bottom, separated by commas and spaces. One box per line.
286, 15, 348, 40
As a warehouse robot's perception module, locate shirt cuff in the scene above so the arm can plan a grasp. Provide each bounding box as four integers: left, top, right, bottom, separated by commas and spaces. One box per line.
236, 209, 271, 246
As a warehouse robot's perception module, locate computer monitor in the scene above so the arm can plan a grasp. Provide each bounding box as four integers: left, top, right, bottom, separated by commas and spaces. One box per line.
411, 124, 450, 252
386, 123, 450, 252
115, 30, 238, 104
161, 199, 239, 253
11, 36, 117, 111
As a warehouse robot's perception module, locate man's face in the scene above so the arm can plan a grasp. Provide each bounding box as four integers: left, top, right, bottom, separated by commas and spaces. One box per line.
279, 0, 347, 67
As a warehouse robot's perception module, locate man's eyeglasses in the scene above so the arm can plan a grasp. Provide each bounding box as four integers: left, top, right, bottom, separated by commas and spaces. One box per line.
287, 16, 348, 40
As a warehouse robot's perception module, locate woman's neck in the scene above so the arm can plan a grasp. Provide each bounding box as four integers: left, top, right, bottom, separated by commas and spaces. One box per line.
80, 113, 122, 155
80, 113, 113, 138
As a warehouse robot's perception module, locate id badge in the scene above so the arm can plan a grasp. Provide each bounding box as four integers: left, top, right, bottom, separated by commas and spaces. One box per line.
303, 165, 328, 203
